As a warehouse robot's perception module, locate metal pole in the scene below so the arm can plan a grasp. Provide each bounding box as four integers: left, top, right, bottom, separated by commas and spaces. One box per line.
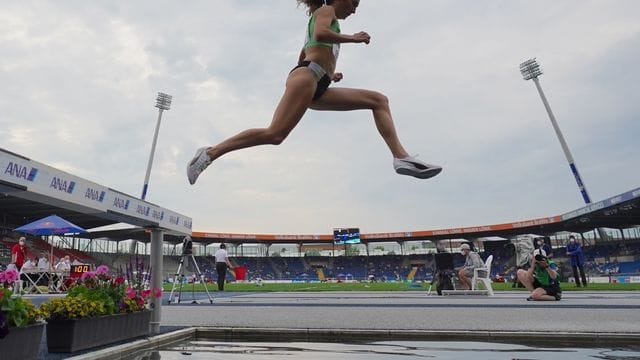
149, 229, 163, 334
532, 77, 592, 204
141, 109, 164, 200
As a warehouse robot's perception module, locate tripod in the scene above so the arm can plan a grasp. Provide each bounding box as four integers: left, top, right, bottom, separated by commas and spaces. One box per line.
167, 253, 213, 304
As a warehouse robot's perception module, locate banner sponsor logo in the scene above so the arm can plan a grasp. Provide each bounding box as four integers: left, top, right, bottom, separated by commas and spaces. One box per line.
136, 204, 150, 217
49, 176, 76, 194
183, 218, 192, 230
169, 215, 180, 226
4, 161, 38, 182
112, 197, 130, 210
85, 188, 106, 203
151, 209, 164, 221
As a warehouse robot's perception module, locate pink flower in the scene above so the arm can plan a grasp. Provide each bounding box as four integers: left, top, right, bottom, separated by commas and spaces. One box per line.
136, 298, 144, 307
114, 276, 125, 285
95, 265, 109, 275
4, 269, 19, 284
125, 287, 136, 299
153, 288, 162, 298
80, 271, 96, 282
141, 289, 151, 298
0, 272, 5, 284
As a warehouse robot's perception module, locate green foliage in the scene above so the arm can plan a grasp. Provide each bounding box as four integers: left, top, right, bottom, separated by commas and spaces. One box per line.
68, 285, 118, 315
0, 288, 41, 328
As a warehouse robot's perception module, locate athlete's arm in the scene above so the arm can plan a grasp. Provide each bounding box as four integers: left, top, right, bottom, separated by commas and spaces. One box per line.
313, 6, 370, 44
297, 48, 306, 64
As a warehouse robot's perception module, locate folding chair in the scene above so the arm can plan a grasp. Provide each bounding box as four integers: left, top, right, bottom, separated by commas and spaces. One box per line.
471, 254, 494, 296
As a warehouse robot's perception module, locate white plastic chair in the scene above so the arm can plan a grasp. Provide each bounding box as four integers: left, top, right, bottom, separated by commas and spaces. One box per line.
471, 255, 494, 296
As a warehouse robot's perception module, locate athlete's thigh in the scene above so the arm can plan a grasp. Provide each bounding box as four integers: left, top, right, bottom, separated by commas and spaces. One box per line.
269, 69, 316, 133
309, 87, 381, 111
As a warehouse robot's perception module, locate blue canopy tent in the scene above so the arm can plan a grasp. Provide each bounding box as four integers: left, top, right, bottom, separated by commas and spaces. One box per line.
15, 215, 87, 270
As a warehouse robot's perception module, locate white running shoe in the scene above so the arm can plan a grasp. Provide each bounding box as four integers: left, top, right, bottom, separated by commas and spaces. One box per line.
187, 147, 212, 185
393, 154, 442, 179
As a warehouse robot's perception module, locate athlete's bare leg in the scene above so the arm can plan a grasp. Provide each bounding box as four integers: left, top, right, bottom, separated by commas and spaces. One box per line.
205, 68, 317, 161
309, 87, 409, 159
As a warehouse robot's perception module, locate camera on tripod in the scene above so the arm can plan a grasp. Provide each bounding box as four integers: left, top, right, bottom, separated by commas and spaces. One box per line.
182, 236, 193, 256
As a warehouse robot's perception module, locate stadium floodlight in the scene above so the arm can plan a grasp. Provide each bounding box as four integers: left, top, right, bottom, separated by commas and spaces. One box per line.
519, 58, 542, 80
155, 92, 172, 111
141, 92, 172, 200
520, 58, 606, 240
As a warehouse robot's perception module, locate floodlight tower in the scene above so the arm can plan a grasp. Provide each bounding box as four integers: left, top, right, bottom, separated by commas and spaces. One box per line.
520, 59, 605, 240
519, 58, 594, 204
141, 92, 172, 200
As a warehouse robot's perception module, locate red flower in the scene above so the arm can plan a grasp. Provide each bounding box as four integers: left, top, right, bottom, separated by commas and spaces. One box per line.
125, 287, 136, 299
153, 288, 162, 298
141, 289, 151, 298
114, 276, 125, 285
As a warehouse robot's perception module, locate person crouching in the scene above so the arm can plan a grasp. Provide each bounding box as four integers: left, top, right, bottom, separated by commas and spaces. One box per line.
517, 249, 562, 301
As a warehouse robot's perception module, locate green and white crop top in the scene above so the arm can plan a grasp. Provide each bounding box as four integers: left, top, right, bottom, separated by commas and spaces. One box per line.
304, 11, 340, 60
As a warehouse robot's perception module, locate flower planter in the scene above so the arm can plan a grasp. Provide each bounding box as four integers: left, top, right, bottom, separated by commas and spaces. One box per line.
46, 310, 151, 353
0, 322, 45, 360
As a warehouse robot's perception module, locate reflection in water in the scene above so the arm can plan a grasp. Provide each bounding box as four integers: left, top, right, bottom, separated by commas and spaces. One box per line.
125, 341, 640, 360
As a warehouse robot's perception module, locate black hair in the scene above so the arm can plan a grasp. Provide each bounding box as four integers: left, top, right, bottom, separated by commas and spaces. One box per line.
220, 243, 226, 249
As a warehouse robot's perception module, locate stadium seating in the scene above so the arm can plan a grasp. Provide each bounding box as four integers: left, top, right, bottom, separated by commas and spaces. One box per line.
30, 237, 635, 284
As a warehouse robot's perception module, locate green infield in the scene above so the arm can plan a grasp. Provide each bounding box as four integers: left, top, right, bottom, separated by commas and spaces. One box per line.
163, 281, 640, 292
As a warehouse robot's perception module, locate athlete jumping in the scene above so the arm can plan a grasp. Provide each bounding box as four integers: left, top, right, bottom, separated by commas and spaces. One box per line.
187, 0, 442, 185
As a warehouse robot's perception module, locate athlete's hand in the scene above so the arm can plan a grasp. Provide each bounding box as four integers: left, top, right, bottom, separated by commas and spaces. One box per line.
353, 31, 370, 44
332, 72, 343, 82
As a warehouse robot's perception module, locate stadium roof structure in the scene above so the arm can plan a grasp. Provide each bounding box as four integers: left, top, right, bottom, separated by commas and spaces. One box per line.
0, 147, 192, 237
189, 186, 640, 245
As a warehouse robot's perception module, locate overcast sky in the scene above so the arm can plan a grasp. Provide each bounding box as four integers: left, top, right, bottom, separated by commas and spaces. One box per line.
1, 1, 638, 235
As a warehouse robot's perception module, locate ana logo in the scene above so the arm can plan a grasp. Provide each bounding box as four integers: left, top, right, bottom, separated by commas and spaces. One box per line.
151, 210, 164, 221
169, 215, 180, 225
136, 205, 150, 216
113, 197, 130, 210
85, 188, 106, 203
4, 162, 38, 182
50, 176, 76, 194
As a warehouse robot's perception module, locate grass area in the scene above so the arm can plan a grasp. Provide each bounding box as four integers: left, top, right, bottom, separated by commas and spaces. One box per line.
163, 281, 640, 293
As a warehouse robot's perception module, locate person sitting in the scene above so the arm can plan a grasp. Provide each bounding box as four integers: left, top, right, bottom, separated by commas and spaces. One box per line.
517, 249, 562, 301
37, 254, 50, 271
55, 255, 71, 271
457, 243, 484, 290
21, 257, 37, 271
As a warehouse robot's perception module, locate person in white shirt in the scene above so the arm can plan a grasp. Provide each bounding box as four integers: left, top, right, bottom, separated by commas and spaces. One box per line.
214, 244, 233, 291
21, 257, 37, 271
55, 255, 71, 271
37, 254, 50, 271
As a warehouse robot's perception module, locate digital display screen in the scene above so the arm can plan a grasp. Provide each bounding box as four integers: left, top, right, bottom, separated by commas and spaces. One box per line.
70, 264, 91, 278
333, 228, 360, 245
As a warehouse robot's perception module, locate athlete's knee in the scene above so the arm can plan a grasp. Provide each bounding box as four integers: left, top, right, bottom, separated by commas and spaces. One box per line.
264, 129, 289, 145
370, 91, 390, 109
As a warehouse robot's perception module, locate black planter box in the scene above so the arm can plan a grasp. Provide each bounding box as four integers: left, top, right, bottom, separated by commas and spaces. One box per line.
0, 322, 45, 360
46, 310, 151, 353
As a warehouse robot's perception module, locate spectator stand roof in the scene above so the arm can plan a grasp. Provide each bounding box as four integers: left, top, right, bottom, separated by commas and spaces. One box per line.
189, 186, 640, 246
0, 147, 192, 237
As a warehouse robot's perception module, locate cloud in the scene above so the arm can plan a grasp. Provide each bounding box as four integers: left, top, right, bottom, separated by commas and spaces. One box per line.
1, 0, 638, 234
